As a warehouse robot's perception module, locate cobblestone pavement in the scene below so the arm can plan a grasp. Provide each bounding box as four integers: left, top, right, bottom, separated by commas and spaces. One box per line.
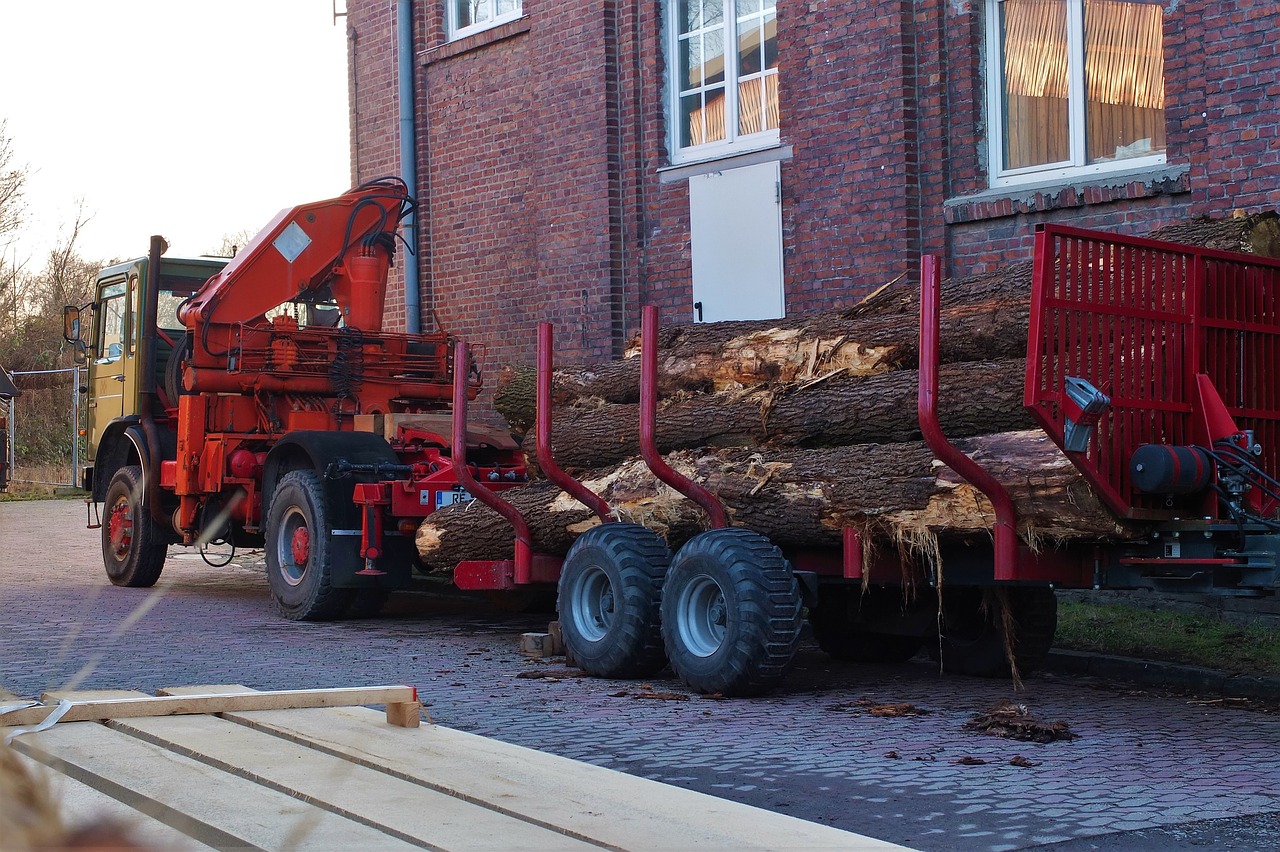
3, 500, 1280, 850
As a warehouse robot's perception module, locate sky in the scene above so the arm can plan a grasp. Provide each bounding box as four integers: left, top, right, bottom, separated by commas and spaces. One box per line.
0, 0, 352, 265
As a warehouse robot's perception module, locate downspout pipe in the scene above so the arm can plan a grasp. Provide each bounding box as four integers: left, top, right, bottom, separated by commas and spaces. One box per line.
397, 0, 422, 333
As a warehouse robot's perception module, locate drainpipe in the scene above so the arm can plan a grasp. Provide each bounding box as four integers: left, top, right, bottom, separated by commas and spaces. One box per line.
397, 0, 421, 333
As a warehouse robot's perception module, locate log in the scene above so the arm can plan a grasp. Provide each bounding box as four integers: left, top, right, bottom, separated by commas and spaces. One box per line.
492, 212, 1280, 422
494, 298, 1026, 426
537, 358, 1034, 471
414, 430, 1140, 572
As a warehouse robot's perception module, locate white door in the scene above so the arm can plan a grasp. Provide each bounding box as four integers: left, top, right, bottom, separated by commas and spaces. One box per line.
688, 161, 784, 322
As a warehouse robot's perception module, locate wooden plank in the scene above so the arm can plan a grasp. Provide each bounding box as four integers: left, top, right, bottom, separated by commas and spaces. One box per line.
2, 685, 419, 728
10, 749, 216, 851
169, 687, 905, 850
9, 722, 418, 850
110, 713, 600, 851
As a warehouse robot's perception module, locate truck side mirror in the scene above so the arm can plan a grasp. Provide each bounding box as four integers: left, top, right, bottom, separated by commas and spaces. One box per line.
63, 305, 81, 342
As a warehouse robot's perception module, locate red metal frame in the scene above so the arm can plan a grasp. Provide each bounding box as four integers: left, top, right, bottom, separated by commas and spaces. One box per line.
1026, 223, 1280, 520
536, 323, 613, 523
450, 341, 533, 585
918, 255, 1019, 582
639, 305, 728, 529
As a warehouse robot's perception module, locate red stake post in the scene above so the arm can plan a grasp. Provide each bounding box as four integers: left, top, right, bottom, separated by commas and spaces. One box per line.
639, 305, 728, 529
450, 341, 532, 584
917, 255, 1018, 581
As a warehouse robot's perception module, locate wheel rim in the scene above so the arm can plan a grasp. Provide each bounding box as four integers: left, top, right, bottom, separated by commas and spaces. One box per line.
569, 565, 615, 643
107, 497, 133, 560
276, 506, 309, 586
676, 574, 728, 658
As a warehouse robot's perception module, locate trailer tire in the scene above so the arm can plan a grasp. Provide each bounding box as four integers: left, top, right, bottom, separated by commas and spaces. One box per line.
930, 586, 1057, 677
102, 465, 168, 588
265, 470, 354, 621
661, 529, 801, 696
810, 587, 923, 664
558, 524, 670, 678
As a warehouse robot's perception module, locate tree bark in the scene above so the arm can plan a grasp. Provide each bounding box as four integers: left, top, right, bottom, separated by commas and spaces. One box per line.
535, 358, 1033, 471
492, 213, 1280, 424
415, 431, 1139, 572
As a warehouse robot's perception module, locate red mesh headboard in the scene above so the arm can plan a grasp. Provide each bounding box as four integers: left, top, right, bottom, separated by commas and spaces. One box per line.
1025, 224, 1280, 520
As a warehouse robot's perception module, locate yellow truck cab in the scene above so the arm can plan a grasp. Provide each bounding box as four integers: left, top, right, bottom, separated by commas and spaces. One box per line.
67, 247, 226, 498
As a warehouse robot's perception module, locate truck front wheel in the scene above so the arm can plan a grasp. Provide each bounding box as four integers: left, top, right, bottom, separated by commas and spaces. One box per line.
265, 470, 353, 621
102, 465, 167, 588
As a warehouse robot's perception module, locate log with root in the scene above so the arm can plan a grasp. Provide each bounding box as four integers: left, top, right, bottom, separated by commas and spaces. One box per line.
414, 430, 1141, 573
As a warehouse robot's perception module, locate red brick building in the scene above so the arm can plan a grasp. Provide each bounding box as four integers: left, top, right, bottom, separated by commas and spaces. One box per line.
346, 0, 1280, 371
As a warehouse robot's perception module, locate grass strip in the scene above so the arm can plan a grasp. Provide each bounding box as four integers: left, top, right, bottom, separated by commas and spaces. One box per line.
1056, 600, 1280, 678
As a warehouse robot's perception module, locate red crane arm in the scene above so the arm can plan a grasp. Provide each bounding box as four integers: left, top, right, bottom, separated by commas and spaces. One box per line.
177, 179, 411, 336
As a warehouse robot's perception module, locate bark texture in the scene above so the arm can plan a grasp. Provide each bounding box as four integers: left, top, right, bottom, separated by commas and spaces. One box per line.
415, 431, 1139, 571
538, 358, 1033, 471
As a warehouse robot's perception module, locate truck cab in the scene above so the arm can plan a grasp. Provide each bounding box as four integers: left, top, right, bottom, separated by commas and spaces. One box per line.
71, 252, 226, 496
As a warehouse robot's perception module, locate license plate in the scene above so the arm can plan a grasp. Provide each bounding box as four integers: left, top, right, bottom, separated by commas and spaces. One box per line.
434, 488, 473, 509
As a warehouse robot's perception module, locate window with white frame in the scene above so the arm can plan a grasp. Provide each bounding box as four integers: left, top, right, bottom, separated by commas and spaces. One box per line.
986, 0, 1166, 186
448, 0, 521, 41
670, 0, 779, 162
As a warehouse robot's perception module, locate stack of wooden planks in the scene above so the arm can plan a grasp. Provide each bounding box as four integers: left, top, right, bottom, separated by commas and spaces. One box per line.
1, 685, 903, 850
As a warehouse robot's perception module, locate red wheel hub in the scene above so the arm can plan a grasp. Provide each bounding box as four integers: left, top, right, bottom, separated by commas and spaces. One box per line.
291, 527, 311, 565
108, 500, 133, 557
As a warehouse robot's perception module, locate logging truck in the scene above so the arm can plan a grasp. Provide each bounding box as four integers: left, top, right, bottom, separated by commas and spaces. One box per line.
65, 182, 1280, 696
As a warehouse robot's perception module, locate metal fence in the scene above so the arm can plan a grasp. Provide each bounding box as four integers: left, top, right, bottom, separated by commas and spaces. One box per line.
3, 366, 83, 488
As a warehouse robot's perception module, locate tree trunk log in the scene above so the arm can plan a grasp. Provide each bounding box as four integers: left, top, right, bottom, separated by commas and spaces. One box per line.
492, 213, 1280, 425
415, 431, 1140, 572
536, 358, 1033, 471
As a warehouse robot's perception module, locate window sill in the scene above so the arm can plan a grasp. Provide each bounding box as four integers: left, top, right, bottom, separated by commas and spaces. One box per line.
420, 17, 531, 66
658, 144, 793, 184
944, 165, 1190, 224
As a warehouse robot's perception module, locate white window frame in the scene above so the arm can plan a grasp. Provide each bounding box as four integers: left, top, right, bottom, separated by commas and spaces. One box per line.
985, 0, 1166, 188
668, 0, 780, 166
447, 0, 522, 42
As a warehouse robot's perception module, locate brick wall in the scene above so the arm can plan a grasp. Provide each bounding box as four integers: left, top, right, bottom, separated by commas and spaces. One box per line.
348, 0, 1280, 375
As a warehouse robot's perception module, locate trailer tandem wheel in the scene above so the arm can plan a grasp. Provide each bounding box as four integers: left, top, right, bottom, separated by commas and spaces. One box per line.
102, 464, 168, 588
809, 586, 924, 664
929, 585, 1058, 677
660, 529, 802, 696
265, 470, 355, 621
558, 524, 670, 678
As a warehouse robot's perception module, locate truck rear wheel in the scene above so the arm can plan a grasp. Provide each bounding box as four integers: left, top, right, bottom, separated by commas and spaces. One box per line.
810, 586, 923, 664
660, 529, 801, 696
930, 586, 1057, 677
102, 465, 167, 588
558, 524, 670, 678
265, 470, 354, 621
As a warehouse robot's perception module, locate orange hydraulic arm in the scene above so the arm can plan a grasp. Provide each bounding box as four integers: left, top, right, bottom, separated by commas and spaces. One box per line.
178, 178, 411, 346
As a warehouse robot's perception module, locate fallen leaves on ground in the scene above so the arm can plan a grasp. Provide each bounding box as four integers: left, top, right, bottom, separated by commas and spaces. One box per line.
952, 756, 987, 765
963, 700, 1079, 743
515, 669, 585, 680
825, 697, 930, 717
1009, 755, 1042, 768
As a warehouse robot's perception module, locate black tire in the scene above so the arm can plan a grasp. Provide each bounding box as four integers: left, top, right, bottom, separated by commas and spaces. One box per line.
265, 470, 354, 621
102, 465, 168, 588
344, 589, 390, 619
810, 586, 923, 664
558, 524, 670, 678
929, 586, 1058, 677
660, 528, 802, 696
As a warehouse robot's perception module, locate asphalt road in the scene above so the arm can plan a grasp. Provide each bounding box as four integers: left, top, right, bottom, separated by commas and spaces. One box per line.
2, 499, 1279, 850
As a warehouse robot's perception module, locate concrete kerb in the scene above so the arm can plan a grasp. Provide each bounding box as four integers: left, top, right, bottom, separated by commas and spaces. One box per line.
1046, 649, 1280, 703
